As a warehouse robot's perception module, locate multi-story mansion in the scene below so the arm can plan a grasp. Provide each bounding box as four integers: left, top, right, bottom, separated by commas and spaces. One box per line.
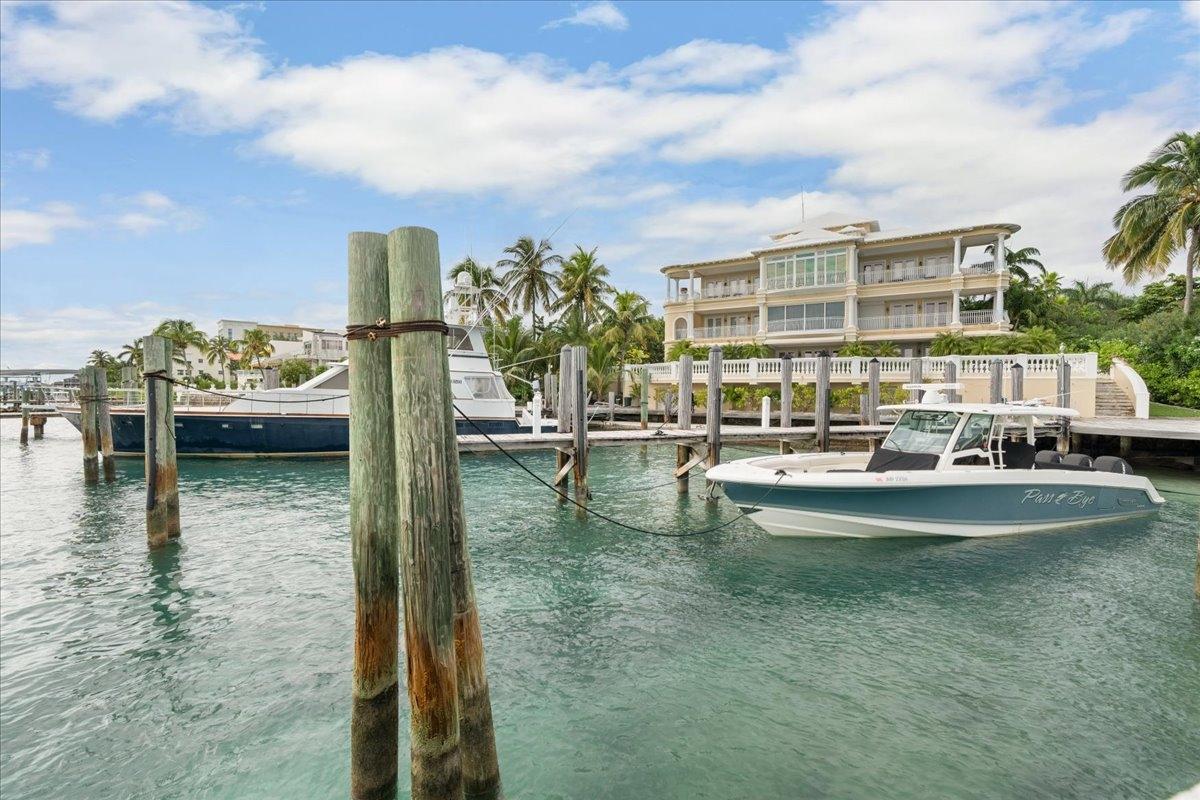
662, 213, 1016, 358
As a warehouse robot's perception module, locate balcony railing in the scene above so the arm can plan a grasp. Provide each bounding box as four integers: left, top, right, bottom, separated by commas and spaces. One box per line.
765, 272, 847, 292
701, 284, 757, 300
860, 263, 953, 284
859, 312, 952, 331
696, 324, 754, 340
961, 309, 1000, 325
965, 262, 997, 275
765, 316, 844, 334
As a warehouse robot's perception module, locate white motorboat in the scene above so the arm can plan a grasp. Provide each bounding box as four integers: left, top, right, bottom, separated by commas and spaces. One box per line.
706, 390, 1165, 538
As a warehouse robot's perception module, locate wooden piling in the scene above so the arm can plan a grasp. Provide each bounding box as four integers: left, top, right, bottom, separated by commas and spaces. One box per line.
545, 373, 557, 420
439, 323, 502, 800
676, 444, 690, 495
908, 357, 923, 402
1056, 355, 1072, 454
607, 390, 615, 423
705, 348, 722, 496
558, 346, 573, 436
867, 358, 881, 427
779, 357, 793, 428
554, 448, 570, 502
1010, 363, 1024, 401
143, 336, 180, 545
677, 354, 693, 430
387, 226, 464, 800
573, 345, 589, 514
815, 353, 831, 453
19, 390, 29, 445
348, 231, 401, 800
80, 368, 100, 484
944, 360, 959, 404
989, 358, 1003, 404
639, 367, 649, 430
31, 414, 45, 439
95, 368, 116, 482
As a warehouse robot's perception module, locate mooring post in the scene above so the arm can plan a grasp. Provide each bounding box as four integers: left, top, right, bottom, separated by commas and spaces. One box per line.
545, 372, 557, 420
32, 413, 46, 439
780, 356, 793, 429
677, 354, 693, 430
19, 389, 29, 445
532, 387, 543, 437
639, 367, 649, 430
554, 448, 570, 503
80, 367, 100, 484
387, 226, 464, 799
95, 368, 116, 482
439, 326, 502, 800
347, 231, 400, 800
675, 443, 690, 495
1010, 363, 1024, 401
867, 357, 881, 427
558, 346, 573, 436
909, 357, 923, 402
1056, 355, 1072, 454
607, 390, 615, 423
760, 395, 771, 428
815, 352, 831, 453
572, 344, 589, 515
944, 359, 959, 404
989, 358, 1003, 403
705, 347, 723, 497
143, 335, 180, 545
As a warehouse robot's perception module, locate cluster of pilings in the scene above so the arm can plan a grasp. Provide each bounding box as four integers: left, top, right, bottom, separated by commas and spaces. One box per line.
16, 387, 49, 445
347, 227, 501, 800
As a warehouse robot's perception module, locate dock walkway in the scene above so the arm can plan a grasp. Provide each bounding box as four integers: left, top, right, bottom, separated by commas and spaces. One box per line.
1072, 417, 1200, 441
458, 424, 892, 453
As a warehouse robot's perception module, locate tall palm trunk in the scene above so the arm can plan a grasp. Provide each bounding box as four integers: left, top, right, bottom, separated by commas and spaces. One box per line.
1186, 225, 1198, 315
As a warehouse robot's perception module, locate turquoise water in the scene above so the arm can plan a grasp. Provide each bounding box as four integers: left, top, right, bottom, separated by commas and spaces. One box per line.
2, 418, 1198, 799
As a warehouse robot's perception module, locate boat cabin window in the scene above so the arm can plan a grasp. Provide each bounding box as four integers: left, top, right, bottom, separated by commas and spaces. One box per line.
464, 374, 506, 400
882, 410, 960, 454
313, 368, 348, 390
952, 414, 994, 452
447, 326, 475, 352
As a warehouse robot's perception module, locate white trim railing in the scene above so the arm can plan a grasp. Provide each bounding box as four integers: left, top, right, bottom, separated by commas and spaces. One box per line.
961, 309, 1000, 325
765, 272, 847, 292
965, 262, 997, 275
696, 324, 754, 340
637, 352, 1098, 384
859, 312, 952, 331
860, 263, 954, 284
766, 316, 844, 333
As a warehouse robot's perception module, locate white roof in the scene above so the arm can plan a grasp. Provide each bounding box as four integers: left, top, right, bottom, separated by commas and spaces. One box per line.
879, 402, 1080, 418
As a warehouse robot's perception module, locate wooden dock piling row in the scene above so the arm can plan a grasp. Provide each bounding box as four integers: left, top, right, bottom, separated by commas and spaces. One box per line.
143, 336, 180, 547
908, 357, 923, 403
348, 231, 400, 800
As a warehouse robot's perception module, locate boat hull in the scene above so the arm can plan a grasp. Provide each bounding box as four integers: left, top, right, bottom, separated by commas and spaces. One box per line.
718, 474, 1163, 538
58, 409, 541, 457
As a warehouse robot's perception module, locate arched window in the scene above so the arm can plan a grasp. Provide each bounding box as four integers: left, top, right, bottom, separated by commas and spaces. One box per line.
673, 318, 688, 340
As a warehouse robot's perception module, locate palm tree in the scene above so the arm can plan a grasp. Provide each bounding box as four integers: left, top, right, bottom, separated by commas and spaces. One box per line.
550, 307, 591, 347
1016, 325, 1059, 354
445, 256, 510, 323
119, 340, 144, 372
555, 246, 614, 324
240, 328, 274, 379
485, 317, 539, 399
1039, 271, 1063, 298
205, 335, 235, 385
153, 319, 208, 380
1103, 131, 1199, 314
929, 332, 967, 356
498, 236, 562, 335
586, 337, 621, 398
1064, 279, 1122, 309
88, 349, 116, 368
601, 290, 654, 395
868, 341, 900, 357
985, 244, 1045, 281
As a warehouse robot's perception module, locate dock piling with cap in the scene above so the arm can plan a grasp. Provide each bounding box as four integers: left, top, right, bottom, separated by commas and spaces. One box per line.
96, 368, 116, 482
815, 353, 831, 453
908, 357, 923, 402
143, 336, 180, 546
80, 368, 100, 484
19, 389, 29, 445
1010, 363, 1024, 401
1056, 355, 1072, 453
944, 359, 959, 404
780, 356, 793, 429
867, 358, 881, 427
989, 358, 1003, 403
704, 347, 723, 498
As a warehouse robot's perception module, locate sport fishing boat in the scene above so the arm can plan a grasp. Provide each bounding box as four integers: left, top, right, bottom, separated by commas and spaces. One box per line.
56, 320, 555, 457
706, 390, 1164, 538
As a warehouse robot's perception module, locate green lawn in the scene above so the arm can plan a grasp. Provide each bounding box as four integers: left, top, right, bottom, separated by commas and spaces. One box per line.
1149, 401, 1200, 418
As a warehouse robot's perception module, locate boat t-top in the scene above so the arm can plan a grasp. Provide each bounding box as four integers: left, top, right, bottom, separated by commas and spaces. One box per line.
706, 386, 1164, 538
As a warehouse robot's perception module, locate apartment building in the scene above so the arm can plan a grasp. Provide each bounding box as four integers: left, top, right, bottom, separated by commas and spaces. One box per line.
662, 212, 1016, 358
214, 319, 347, 365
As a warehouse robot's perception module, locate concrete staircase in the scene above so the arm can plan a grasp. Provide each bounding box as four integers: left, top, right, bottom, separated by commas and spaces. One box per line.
1094, 376, 1135, 417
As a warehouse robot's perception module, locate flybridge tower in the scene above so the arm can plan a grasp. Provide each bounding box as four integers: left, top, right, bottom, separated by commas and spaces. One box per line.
447, 271, 481, 326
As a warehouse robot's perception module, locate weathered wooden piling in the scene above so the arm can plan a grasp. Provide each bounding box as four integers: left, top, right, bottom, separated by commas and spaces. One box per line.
80, 368, 100, 484
607, 390, 615, 422
677, 354, 693, 430
19, 389, 29, 445
908, 357, 923, 402
558, 346, 573, 436
545, 372, 557, 420
867, 358, 881, 427
31, 414, 46, 439
387, 226, 464, 800
815, 353, 831, 452
572, 344, 589, 515
989, 358, 1003, 404
347, 231, 400, 800
95, 368, 116, 482
439, 322, 502, 799
1010, 363, 1024, 401
780, 357, 793, 428
554, 448, 570, 503
143, 336, 180, 545
1056, 355, 1072, 454
705, 347, 723, 496
639, 367, 649, 430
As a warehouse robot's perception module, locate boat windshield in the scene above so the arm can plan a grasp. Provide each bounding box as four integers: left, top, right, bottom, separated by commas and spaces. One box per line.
882, 410, 961, 454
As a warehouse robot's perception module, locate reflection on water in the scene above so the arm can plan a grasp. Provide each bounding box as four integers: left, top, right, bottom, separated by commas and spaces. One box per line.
2, 419, 1198, 800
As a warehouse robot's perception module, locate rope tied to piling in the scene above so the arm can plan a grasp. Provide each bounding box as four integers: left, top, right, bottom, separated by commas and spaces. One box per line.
345, 318, 449, 341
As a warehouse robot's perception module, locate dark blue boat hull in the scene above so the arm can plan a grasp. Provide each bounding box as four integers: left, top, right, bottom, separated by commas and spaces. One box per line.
60, 410, 541, 456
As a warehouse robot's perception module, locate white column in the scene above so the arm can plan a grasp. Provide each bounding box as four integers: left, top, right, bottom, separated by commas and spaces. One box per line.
758, 256, 767, 290
847, 245, 858, 284
993, 284, 1005, 323
666, 275, 671, 302
687, 312, 694, 340
994, 233, 1006, 273
758, 301, 767, 334
953, 236, 962, 273
952, 288, 961, 324
689, 269, 696, 298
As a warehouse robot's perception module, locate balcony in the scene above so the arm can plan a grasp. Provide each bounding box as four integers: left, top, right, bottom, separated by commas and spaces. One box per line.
859, 312, 952, 331
765, 316, 844, 334
962, 309, 1001, 325
861, 263, 953, 285
696, 324, 754, 340
700, 283, 757, 300
765, 271, 847, 292
964, 262, 997, 275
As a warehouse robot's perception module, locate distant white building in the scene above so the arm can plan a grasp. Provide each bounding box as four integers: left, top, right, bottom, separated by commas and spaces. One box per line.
213, 319, 347, 368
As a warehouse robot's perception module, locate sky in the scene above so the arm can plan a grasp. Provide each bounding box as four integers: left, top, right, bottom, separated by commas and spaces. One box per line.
1, 0, 1198, 368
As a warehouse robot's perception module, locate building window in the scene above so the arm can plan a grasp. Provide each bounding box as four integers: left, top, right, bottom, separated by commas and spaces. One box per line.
673, 318, 687, 339
764, 249, 847, 291
766, 301, 845, 332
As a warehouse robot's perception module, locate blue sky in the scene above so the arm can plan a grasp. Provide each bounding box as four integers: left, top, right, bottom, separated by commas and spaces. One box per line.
1, 0, 1197, 367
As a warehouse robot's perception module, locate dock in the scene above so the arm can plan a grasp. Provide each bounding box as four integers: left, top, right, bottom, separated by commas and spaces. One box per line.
1072, 417, 1200, 441
457, 423, 892, 453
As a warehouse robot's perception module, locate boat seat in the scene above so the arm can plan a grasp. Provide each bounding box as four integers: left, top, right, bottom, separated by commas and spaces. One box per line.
1034, 450, 1063, 469
864, 448, 939, 472
1061, 454, 1095, 471
1000, 440, 1036, 470
1093, 455, 1133, 474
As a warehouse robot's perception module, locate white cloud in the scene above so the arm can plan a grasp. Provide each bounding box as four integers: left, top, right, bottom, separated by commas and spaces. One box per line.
624, 40, 783, 90
1185, 0, 1200, 27
0, 302, 196, 367
1, 147, 51, 170
0, 202, 88, 250
111, 190, 203, 233
543, 2, 628, 31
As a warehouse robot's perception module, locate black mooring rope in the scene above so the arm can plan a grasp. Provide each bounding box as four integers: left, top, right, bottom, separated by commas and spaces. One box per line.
453, 403, 785, 538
